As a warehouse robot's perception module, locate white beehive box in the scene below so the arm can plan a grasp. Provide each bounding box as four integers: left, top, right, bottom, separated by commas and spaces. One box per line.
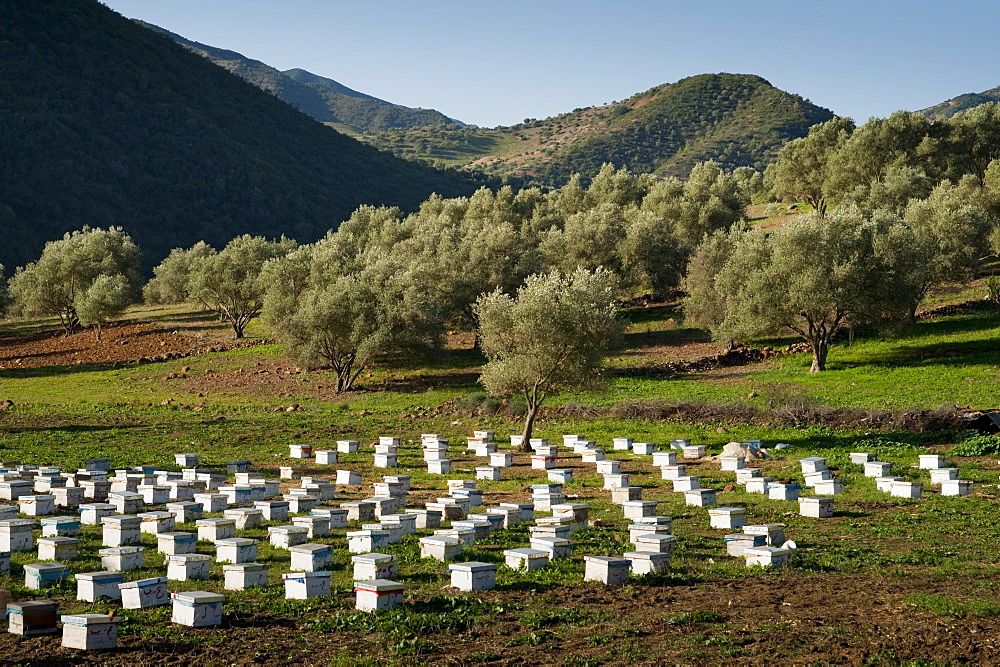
75, 571, 123, 602
623, 550, 670, 575
375, 453, 398, 469
746, 480, 774, 494
724, 533, 767, 557
613, 437, 634, 451
621, 500, 657, 519
20, 495, 56, 517
548, 468, 573, 484
354, 579, 404, 612
381, 436, 402, 447
166, 553, 212, 581
798, 496, 834, 518
581, 449, 606, 463
217, 485, 252, 505
99, 546, 144, 572
631, 533, 677, 555
633, 442, 656, 456
337, 440, 360, 454
744, 545, 791, 568
425, 501, 464, 521
268, 525, 309, 549
735, 468, 763, 485
471, 443, 497, 457
450, 561, 497, 591
109, 492, 143, 515
719, 457, 746, 471
486, 507, 520, 529
37, 536, 80, 561
171, 591, 224, 627
175, 453, 199, 467
503, 548, 549, 571
7, 600, 59, 636
223, 563, 269, 591
596, 460, 622, 475
224, 508, 263, 530
708, 507, 746, 530
610, 486, 643, 504
803, 471, 833, 487
672, 476, 700, 492
489, 451, 513, 467
451, 520, 491, 541
279, 466, 303, 481
120, 576, 169, 609
347, 528, 392, 553
400, 509, 439, 530
312, 450, 337, 465
529, 536, 573, 559
289, 444, 313, 459
285, 495, 319, 514
684, 489, 717, 507
476, 466, 501, 481
499, 502, 534, 522
352, 552, 397, 581
252, 501, 288, 522
743, 523, 786, 546
291, 515, 331, 539
864, 461, 892, 478
61, 614, 121, 650
166, 501, 203, 524
850, 452, 875, 464
530, 455, 555, 470
155, 532, 197, 556
941, 479, 973, 496
138, 485, 170, 505
652, 452, 678, 467
799, 457, 828, 473
139, 511, 176, 535
890, 481, 922, 499
918, 454, 946, 470
603, 473, 630, 490
813, 478, 845, 495
40, 516, 81, 537
427, 459, 451, 474
101, 516, 141, 547
531, 493, 564, 512
51, 487, 84, 508
627, 523, 671, 543
584, 555, 630, 585
290, 543, 333, 572
552, 503, 589, 525
660, 464, 686, 479
213, 536, 258, 563
24, 562, 70, 589
681, 445, 707, 460
197, 518, 236, 542
929, 468, 960, 483
419, 535, 463, 561
875, 476, 905, 493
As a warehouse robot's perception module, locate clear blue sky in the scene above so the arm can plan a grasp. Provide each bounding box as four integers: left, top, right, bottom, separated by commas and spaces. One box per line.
102, 0, 1000, 128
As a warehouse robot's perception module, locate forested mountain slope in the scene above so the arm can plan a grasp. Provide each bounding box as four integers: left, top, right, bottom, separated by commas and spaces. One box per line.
919, 85, 1000, 120
140, 22, 463, 134
0, 0, 477, 270
363, 73, 835, 185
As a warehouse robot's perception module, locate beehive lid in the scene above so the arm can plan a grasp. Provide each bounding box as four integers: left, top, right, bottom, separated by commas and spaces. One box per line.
312, 508, 347, 516
21, 495, 55, 501
623, 550, 670, 561
448, 561, 497, 572
158, 532, 196, 542
8, 600, 58, 611
282, 571, 331, 580
223, 563, 268, 572
171, 591, 224, 604
40, 516, 80, 525
215, 538, 257, 547
61, 614, 120, 626
102, 516, 141, 525
197, 518, 237, 526
37, 536, 80, 546
708, 507, 746, 516
353, 579, 404, 592
99, 546, 144, 556
420, 535, 460, 546
109, 492, 142, 499
530, 536, 571, 546
635, 534, 676, 543
24, 562, 70, 573
224, 508, 262, 516
79, 503, 115, 510
351, 552, 395, 565
744, 546, 790, 557
799, 457, 826, 464
503, 548, 548, 558
584, 555, 628, 565
622, 500, 656, 507
632, 516, 672, 525
167, 554, 211, 562
255, 501, 290, 508
743, 523, 784, 534
289, 543, 332, 554
799, 496, 833, 504
75, 571, 124, 582
139, 511, 174, 519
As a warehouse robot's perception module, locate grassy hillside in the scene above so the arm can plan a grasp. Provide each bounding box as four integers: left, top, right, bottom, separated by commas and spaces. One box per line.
363, 73, 835, 184
140, 22, 462, 134
0, 0, 477, 271
919, 85, 1000, 120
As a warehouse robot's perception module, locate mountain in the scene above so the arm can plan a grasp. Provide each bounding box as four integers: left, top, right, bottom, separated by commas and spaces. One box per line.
0, 0, 478, 271
919, 85, 1000, 120
139, 22, 463, 135
362, 73, 836, 185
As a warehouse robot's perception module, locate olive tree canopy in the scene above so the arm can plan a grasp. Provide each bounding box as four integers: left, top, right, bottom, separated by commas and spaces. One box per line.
475, 268, 627, 448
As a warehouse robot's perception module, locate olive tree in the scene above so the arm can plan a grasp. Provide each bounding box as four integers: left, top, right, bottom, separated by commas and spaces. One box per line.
143, 241, 216, 305
262, 237, 442, 392
9, 226, 141, 334
189, 235, 297, 338
765, 117, 854, 216
75, 274, 132, 341
475, 268, 628, 448
702, 208, 922, 372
